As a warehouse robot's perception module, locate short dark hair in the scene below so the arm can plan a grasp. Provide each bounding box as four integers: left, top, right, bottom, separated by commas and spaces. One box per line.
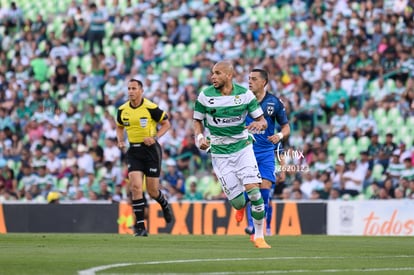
129, 78, 143, 87
251, 68, 268, 86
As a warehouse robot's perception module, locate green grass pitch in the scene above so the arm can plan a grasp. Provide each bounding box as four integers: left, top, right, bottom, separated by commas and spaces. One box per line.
1, 234, 413, 275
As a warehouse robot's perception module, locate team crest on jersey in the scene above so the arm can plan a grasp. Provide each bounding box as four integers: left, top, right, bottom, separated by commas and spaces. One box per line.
234, 95, 242, 105
266, 103, 275, 115
140, 117, 148, 127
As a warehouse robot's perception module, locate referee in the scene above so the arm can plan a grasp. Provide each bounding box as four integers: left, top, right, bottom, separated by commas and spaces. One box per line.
116, 79, 172, 237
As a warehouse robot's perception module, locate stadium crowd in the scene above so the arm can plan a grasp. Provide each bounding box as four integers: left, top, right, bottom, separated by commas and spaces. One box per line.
0, 0, 413, 204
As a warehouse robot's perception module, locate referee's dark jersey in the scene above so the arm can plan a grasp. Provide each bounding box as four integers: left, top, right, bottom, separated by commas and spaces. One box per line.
116, 98, 168, 176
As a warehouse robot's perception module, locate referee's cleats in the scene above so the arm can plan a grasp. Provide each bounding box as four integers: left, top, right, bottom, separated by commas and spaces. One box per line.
134, 228, 148, 237
162, 205, 173, 223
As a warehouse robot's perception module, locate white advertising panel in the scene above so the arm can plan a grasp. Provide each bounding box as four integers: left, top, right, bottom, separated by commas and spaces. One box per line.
327, 200, 414, 236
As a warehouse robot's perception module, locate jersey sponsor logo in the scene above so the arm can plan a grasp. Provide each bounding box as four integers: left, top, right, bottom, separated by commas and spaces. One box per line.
212, 115, 242, 125
234, 95, 242, 105
140, 118, 148, 128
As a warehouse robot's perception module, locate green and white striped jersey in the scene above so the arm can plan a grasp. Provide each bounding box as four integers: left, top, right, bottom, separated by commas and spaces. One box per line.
401, 168, 414, 181
387, 162, 405, 178
193, 83, 263, 156
35, 174, 57, 191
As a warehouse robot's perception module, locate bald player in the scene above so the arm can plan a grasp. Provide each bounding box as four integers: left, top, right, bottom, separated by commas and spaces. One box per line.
193, 61, 271, 248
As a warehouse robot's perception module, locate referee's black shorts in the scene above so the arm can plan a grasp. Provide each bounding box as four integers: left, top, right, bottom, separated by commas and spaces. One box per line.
127, 142, 162, 177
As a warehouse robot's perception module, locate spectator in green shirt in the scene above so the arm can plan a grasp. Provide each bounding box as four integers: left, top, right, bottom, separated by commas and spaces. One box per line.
81, 104, 102, 130
183, 181, 203, 201
321, 76, 349, 118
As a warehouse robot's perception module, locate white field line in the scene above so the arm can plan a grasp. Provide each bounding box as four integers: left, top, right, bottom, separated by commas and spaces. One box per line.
78, 255, 414, 275
78, 264, 135, 275
102, 267, 414, 275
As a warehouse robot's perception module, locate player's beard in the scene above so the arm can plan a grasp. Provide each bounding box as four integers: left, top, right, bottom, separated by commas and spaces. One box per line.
213, 81, 223, 90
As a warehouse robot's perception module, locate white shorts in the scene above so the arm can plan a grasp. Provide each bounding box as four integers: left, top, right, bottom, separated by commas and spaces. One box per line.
212, 144, 262, 200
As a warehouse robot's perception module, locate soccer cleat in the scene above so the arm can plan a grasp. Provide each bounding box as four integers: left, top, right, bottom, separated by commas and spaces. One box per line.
249, 234, 254, 242
266, 228, 272, 236
134, 228, 148, 237
244, 226, 254, 235
162, 205, 173, 223
254, 238, 271, 249
235, 207, 245, 223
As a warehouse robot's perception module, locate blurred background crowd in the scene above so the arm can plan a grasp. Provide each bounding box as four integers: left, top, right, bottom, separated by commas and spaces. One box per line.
0, 0, 413, 204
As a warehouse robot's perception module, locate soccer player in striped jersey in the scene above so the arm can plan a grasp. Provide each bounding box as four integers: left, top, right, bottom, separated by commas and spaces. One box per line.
236, 69, 290, 238
193, 61, 271, 248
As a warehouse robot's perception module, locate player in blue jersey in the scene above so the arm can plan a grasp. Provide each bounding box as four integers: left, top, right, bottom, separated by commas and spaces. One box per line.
235, 69, 290, 238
